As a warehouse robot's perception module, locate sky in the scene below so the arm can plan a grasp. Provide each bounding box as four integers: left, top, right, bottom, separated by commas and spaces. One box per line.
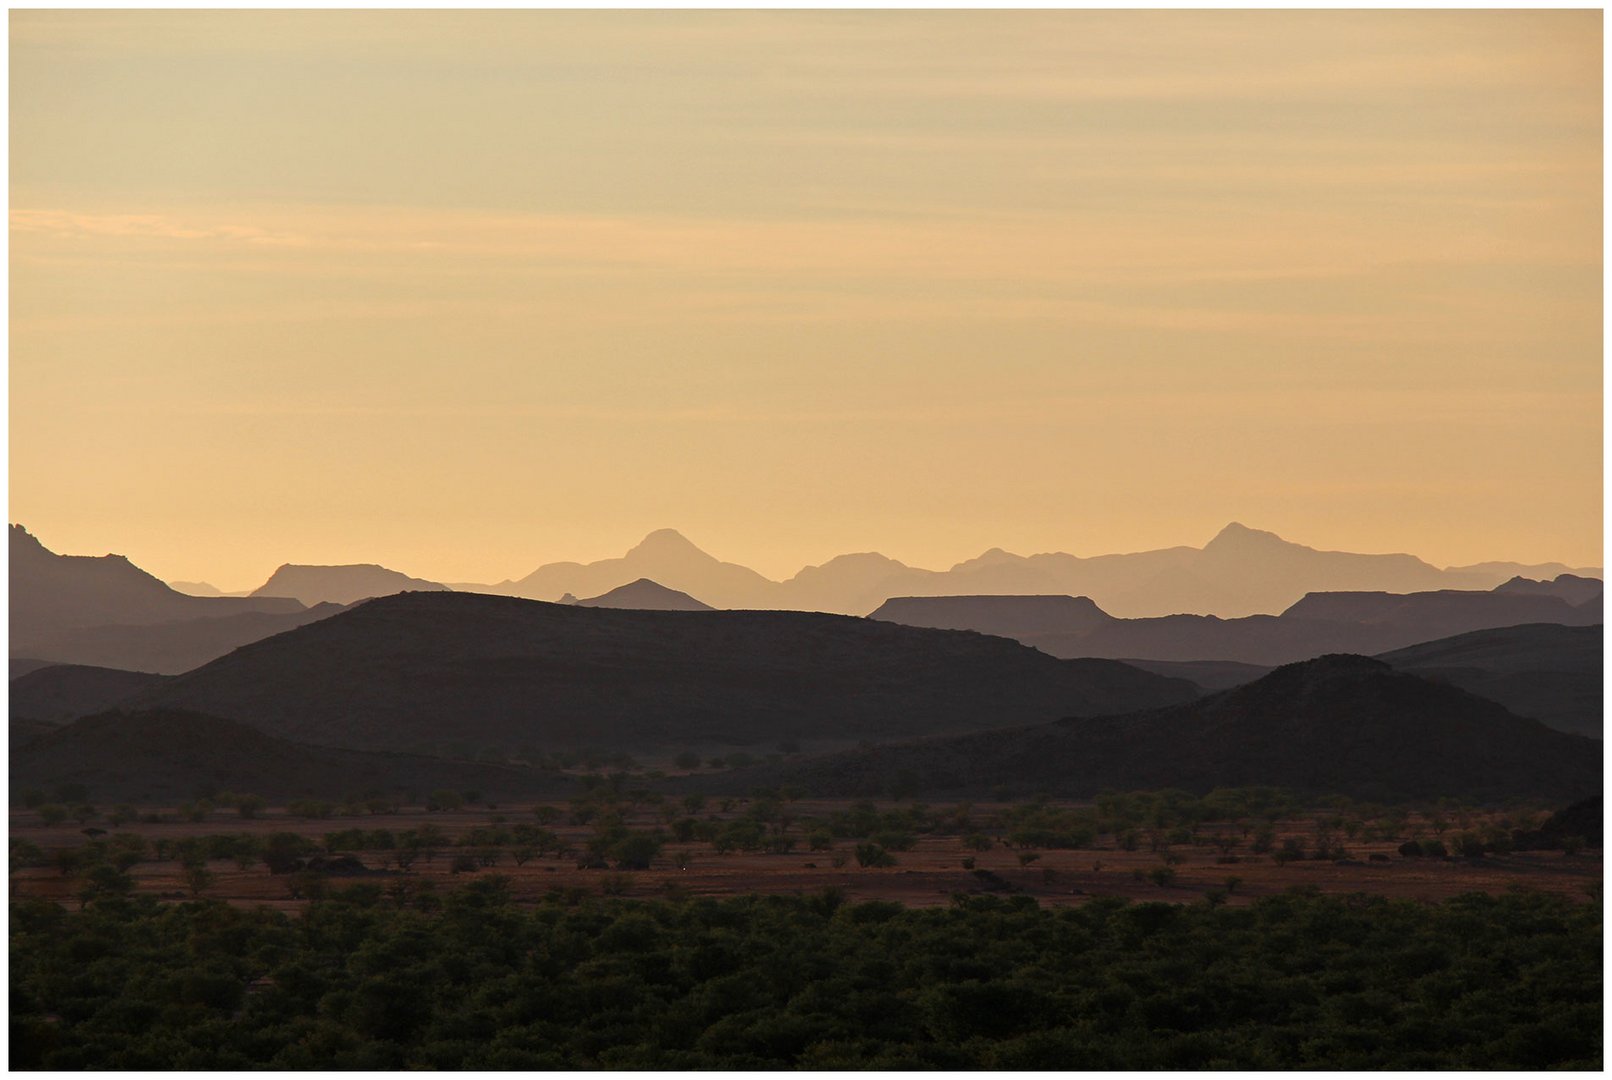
9, 10, 1603, 589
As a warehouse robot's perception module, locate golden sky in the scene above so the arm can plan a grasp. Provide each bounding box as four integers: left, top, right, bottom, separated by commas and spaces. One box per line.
10, 10, 1603, 588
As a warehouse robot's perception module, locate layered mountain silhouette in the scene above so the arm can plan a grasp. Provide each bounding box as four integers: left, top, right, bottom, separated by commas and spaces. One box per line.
168, 580, 239, 597
726, 655, 1600, 802
1104, 623, 1603, 740
573, 578, 714, 611
1376, 624, 1603, 739
10, 526, 351, 673
472, 529, 775, 610
10, 709, 555, 803
10, 526, 302, 640
458, 523, 1601, 619
872, 580, 1600, 667
10, 663, 170, 726
126, 592, 1196, 756
251, 563, 451, 606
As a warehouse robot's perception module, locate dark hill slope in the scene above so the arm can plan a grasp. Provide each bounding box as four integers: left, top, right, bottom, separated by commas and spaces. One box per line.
726, 656, 1600, 802
131, 592, 1197, 756
1375, 623, 1603, 738
9, 710, 559, 804
10, 663, 170, 725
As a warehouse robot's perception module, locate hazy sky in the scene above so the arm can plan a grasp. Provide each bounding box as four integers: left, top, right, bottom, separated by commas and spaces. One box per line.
10, 10, 1602, 588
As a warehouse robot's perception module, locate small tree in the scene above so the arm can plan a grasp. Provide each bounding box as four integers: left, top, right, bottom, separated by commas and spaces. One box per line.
106, 804, 137, 827
428, 790, 464, 812
184, 864, 215, 896
674, 751, 701, 770
235, 794, 265, 819
855, 843, 896, 868
37, 804, 68, 827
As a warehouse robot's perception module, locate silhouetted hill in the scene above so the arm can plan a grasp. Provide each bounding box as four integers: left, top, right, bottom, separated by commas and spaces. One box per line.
574, 578, 713, 611
251, 563, 451, 605
10, 658, 58, 679
129, 592, 1197, 757
1090, 624, 1605, 736
19, 603, 349, 675
9, 709, 557, 804
10, 663, 170, 725
728, 655, 1600, 802
1376, 624, 1603, 739
11, 526, 304, 654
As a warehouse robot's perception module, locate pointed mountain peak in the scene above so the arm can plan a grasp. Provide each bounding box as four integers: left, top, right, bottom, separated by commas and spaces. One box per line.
1204, 522, 1288, 550
626, 528, 713, 562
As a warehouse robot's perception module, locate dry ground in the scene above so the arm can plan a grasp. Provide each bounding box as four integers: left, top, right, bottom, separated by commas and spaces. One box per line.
11, 799, 1600, 912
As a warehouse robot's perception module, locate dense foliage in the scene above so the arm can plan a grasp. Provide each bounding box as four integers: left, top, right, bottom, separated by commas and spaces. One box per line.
11, 884, 1600, 1069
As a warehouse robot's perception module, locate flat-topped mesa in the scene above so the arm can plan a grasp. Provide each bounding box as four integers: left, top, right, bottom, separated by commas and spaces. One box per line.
1282, 588, 1591, 626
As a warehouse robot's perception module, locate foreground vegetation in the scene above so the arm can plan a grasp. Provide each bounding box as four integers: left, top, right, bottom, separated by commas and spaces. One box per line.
11, 881, 1600, 1070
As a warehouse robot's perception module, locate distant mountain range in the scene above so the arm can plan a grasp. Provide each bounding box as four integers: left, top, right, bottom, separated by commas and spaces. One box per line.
871, 579, 1601, 667
12, 520, 1601, 678
455, 522, 1602, 619
723, 654, 1601, 802
122, 591, 1197, 757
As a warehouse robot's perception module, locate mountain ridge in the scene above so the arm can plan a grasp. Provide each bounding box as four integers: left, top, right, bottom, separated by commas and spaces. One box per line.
456, 524, 1600, 619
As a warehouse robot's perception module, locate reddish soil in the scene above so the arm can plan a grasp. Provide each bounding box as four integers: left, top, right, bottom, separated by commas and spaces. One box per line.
12, 800, 1600, 912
